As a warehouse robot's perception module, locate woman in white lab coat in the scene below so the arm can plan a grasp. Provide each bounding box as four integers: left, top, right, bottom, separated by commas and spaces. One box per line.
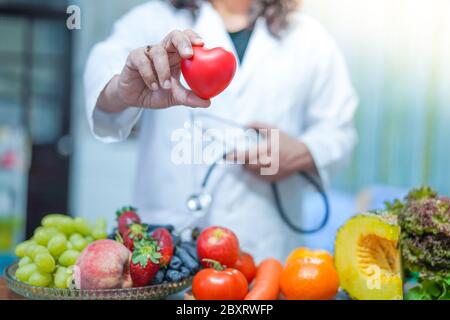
84, 0, 357, 262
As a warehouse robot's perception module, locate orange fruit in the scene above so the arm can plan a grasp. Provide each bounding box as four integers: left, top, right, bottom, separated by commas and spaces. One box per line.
280, 257, 340, 300
286, 247, 334, 266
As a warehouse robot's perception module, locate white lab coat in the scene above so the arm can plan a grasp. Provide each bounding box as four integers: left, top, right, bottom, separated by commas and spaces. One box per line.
84, 1, 357, 262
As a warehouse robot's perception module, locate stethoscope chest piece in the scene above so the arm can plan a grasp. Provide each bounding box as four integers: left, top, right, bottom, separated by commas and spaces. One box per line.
186, 190, 212, 217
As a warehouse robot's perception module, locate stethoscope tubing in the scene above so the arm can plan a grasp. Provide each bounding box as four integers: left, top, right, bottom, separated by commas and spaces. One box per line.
271, 172, 330, 234
197, 138, 330, 234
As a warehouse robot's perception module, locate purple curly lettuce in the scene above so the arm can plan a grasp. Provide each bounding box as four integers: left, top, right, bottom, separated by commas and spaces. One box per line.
397, 187, 450, 282
399, 198, 450, 236
401, 234, 450, 277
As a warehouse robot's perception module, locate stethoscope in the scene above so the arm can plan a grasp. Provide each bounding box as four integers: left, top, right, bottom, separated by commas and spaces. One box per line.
185, 113, 330, 234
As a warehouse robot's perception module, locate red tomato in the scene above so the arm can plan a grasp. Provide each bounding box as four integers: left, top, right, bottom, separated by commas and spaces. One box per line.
181, 46, 237, 99
197, 226, 240, 268
233, 252, 257, 284
192, 266, 248, 300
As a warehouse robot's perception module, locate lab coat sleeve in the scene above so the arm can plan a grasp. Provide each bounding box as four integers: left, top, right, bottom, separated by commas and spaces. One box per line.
299, 37, 358, 187
84, 3, 168, 143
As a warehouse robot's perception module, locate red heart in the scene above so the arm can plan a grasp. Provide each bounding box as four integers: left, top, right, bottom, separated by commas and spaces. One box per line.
181, 46, 237, 100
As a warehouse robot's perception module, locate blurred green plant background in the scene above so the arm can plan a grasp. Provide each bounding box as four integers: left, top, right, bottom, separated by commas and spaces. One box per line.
306, 0, 450, 195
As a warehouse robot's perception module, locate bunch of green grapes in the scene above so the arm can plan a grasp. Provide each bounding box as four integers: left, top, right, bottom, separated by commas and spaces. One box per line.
14, 214, 107, 288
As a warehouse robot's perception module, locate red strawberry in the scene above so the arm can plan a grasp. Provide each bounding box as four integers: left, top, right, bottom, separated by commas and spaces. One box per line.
116, 206, 141, 235
151, 228, 174, 267
122, 223, 147, 251
130, 240, 161, 287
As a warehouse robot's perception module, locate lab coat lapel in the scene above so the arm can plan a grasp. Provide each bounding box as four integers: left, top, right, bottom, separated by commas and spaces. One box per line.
194, 2, 236, 57
194, 4, 277, 97
231, 18, 277, 97
192, 3, 278, 121
193, 1, 241, 117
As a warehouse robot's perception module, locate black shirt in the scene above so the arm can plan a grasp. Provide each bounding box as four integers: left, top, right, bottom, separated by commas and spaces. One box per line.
228, 26, 254, 63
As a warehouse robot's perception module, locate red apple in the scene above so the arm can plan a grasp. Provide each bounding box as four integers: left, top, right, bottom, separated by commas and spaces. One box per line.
197, 226, 239, 268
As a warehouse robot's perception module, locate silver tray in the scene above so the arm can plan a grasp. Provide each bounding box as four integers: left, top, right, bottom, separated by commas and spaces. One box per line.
5, 263, 192, 300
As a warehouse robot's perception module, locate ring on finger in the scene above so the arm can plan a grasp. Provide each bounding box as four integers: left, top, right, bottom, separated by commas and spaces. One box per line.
145, 45, 153, 57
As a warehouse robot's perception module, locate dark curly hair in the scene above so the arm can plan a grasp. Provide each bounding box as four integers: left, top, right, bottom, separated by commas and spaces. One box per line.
169, 0, 300, 37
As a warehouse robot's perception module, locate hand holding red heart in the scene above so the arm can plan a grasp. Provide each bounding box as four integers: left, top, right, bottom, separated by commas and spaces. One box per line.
97, 30, 236, 113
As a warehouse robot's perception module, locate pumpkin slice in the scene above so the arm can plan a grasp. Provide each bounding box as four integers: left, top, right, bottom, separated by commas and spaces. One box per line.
334, 213, 403, 300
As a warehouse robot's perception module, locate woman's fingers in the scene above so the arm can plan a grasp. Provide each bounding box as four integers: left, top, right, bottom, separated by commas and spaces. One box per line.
184, 91, 211, 108
183, 29, 204, 47
148, 45, 172, 89
163, 29, 203, 59
144, 29, 204, 90
171, 80, 211, 108
166, 30, 193, 58
130, 48, 159, 90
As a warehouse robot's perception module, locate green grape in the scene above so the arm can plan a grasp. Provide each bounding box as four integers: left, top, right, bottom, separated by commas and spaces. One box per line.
35, 252, 56, 273
71, 237, 88, 252
18, 256, 32, 267
69, 233, 83, 243
69, 233, 88, 251
47, 234, 68, 257
15, 263, 38, 282
34, 227, 59, 246
58, 249, 80, 267
54, 267, 70, 289
92, 226, 108, 240
33, 228, 48, 246
91, 229, 107, 240
26, 244, 49, 260
85, 236, 94, 243
91, 217, 107, 240
33, 226, 43, 236
54, 266, 67, 278
66, 241, 73, 249
42, 214, 75, 235
15, 240, 33, 258
28, 271, 52, 287
42, 214, 66, 228
76, 239, 88, 251
24, 242, 37, 258
95, 217, 107, 229
66, 274, 74, 289
55, 266, 68, 275
74, 217, 91, 236
54, 274, 68, 289
58, 216, 76, 235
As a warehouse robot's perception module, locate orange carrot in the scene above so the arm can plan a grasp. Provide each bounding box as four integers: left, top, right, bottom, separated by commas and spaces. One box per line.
244, 258, 283, 300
